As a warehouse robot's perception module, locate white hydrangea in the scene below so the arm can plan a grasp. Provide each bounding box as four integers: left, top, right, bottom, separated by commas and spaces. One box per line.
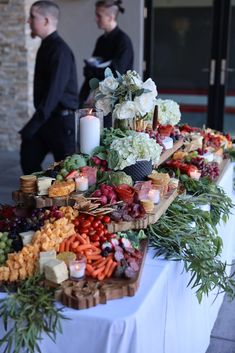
156, 98, 181, 126
110, 132, 163, 170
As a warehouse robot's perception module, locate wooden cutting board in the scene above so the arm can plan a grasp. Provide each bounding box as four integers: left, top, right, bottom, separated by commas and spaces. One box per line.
106, 188, 179, 233
56, 240, 148, 310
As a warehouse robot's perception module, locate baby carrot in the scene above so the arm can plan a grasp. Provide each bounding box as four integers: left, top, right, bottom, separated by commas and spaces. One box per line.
104, 258, 113, 276
76, 244, 93, 252
59, 240, 66, 253
107, 261, 117, 278
92, 265, 105, 278
97, 272, 105, 281
76, 234, 87, 245
86, 254, 102, 261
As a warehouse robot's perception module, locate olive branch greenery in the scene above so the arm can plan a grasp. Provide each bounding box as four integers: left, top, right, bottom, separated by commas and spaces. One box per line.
0, 274, 69, 353
146, 175, 235, 303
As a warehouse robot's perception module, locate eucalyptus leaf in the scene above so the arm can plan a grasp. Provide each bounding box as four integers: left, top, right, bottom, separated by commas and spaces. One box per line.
104, 67, 113, 78
89, 77, 99, 90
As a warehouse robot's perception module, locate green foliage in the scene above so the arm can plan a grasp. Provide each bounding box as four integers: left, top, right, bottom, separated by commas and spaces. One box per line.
0, 274, 68, 353
146, 185, 235, 303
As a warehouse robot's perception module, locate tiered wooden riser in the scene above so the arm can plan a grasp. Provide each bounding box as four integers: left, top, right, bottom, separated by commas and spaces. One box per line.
12, 141, 184, 209
106, 188, 179, 233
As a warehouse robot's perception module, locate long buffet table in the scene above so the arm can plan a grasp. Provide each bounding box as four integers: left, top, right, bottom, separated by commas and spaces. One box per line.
0, 163, 235, 353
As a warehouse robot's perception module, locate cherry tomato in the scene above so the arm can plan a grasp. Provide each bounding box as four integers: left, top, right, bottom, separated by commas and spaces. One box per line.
103, 216, 111, 224
78, 227, 89, 234
78, 214, 86, 221
97, 223, 105, 230
92, 221, 100, 229
91, 234, 100, 242
87, 215, 95, 222
88, 230, 96, 237
96, 229, 104, 237
81, 220, 91, 228
100, 236, 107, 243
103, 229, 108, 235
73, 219, 80, 227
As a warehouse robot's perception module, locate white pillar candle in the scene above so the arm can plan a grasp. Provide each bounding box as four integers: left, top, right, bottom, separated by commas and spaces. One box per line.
69, 259, 86, 280
148, 189, 160, 204
80, 114, 100, 155
75, 175, 89, 192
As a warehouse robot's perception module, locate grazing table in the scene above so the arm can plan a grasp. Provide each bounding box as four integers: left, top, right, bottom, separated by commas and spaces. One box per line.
0, 164, 234, 353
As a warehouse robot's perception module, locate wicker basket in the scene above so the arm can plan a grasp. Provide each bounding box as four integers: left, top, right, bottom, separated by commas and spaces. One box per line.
123, 160, 152, 183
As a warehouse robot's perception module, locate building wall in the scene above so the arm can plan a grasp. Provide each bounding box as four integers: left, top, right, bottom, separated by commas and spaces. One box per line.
0, 0, 144, 151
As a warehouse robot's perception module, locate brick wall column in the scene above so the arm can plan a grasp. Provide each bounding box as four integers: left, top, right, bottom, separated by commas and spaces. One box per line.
0, 0, 38, 151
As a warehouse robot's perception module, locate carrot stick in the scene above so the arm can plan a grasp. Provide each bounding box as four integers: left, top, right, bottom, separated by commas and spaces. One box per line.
71, 241, 80, 250
59, 240, 66, 253
92, 257, 106, 267
104, 258, 113, 276
86, 264, 94, 274
92, 265, 105, 277
97, 272, 105, 281
76, 244, 93, 252
96, 258, 108, 269
86, 254, 102, 261
76, 234, 87, 245
65, 239, 71, 252
107, 261, 117, 278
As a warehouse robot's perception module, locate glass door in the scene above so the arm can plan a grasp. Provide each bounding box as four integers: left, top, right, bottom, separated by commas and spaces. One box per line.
144, 0, 235, 137
224, 0, 235, 136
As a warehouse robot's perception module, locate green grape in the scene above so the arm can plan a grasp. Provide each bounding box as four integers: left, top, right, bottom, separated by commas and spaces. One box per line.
0, 241, 6, 250
0, 254, 6, 264
56, 174, 63, 181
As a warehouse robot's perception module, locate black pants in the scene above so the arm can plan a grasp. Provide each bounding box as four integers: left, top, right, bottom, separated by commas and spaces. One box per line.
20, 112, 76, 174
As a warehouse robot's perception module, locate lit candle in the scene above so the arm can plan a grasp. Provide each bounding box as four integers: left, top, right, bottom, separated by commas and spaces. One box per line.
75, 175, 89, 192
69, 258, 86, 280
80, 114, 100, 155
189, 170, 201, 180
148, 189, 160, 204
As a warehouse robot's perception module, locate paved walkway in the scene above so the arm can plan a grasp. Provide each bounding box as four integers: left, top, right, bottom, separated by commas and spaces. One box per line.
0, 150, 235, 353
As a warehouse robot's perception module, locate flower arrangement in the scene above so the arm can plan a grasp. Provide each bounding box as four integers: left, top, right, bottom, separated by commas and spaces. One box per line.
155, 98, 181, 126
91, 68, 158, 120
108, 132, 163, 170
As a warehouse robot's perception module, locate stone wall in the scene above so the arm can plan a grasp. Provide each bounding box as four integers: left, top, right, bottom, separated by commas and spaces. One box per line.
0, 0, 38, 151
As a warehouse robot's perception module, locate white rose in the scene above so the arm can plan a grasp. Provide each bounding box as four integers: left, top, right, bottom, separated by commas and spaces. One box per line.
95, 97, 112, 116
99, 76, 119, 94
123, 70, 143, 88
134, 93, 156, 116
112, 101, 137, 120
142, 78, 158, 97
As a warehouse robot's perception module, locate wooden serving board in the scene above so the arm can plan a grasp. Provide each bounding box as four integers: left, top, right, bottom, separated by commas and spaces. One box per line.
215, 158, 230, 184
106, 188, 178, 233
56, 240, 148, 310
155, 139, 184, 167
12, 190, 78, 208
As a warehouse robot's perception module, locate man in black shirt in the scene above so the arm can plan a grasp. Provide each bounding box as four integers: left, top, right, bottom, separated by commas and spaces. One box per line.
79, 0, 134, 108
20, 0, 79, 174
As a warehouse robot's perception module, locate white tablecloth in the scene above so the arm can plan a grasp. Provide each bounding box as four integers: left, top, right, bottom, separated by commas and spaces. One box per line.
1, 164, 235, 353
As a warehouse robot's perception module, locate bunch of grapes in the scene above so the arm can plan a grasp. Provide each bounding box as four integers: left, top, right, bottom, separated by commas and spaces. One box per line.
190, 157, 220, 180
169, 130, 183, 143
145, 129, 166, 151
0, 231, 12, 265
